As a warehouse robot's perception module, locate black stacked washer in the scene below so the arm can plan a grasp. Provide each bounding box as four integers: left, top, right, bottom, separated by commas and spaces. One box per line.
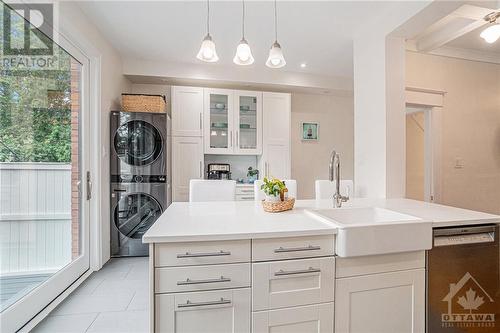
110, 111, 168, 257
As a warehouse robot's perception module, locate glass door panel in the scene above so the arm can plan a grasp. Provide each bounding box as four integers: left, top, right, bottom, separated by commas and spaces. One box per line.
209, 94, 229, 149
204, 89, 234, 154
238, 96, 257, 150
0, 3, 90, 331
235, 91, 262, 155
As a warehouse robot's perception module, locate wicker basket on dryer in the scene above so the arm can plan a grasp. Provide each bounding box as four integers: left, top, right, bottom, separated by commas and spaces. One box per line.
121, 94, 166, 113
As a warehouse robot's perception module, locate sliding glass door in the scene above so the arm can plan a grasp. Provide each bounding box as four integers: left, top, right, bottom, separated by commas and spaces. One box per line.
0, 3, 90, 331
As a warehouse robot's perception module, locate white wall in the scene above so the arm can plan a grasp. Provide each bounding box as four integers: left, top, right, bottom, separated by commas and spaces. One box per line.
59, 2, 131, 267
352, 0, 433, 198
352, 34, 391, 198
406, 52, 500, 214
291, 93, 354, 199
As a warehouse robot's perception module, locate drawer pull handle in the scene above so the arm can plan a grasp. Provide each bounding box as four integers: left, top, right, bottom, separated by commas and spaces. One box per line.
274, 245, 321, 253
177, 250, 231, 258
177, 276, 231, 285
275, 267, 321, 276
178, 298, 231, 308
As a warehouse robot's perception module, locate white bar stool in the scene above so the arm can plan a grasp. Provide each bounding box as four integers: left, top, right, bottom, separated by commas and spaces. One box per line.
189, 180, 236, 202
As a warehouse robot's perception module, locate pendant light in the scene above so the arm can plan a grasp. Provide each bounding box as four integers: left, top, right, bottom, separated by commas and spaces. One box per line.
197, 0, 219, 62
233, 0, 254, 65
266, 0, 286, 68
480, 12, 500, 44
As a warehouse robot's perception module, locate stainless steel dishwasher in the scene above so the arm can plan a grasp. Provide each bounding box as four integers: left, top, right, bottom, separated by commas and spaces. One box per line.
427, 224, 499, 333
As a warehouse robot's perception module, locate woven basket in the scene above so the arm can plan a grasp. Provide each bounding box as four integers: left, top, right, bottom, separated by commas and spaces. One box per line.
262, 198, 295, 213
122, 94, 166, 113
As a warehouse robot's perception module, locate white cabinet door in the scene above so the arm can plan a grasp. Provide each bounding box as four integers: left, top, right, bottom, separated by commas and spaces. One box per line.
262, 143, 290, 179
335, 268, 425, 333
204, 88, 235, 154
172, 136, 203, 202
252, 257, 334, 311
234, 91, 262, 155
171, 86, 204, 137
252, 302, 334, 333
261, 92, 290, 179
156, 288, 251, 333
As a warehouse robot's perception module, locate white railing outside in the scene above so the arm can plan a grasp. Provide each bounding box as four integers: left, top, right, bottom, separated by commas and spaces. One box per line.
0, 163, 72, 275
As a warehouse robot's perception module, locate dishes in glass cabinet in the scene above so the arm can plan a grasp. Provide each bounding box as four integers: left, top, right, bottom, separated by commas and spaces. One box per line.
214, 103, 225, 109
212, 122, 228, 128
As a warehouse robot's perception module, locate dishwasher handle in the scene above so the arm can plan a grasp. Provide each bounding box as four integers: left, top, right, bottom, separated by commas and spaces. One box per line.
433, 225, 496, 247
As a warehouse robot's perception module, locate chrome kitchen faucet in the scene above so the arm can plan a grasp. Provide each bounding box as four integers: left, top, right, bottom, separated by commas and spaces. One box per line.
329, 150, 349, 208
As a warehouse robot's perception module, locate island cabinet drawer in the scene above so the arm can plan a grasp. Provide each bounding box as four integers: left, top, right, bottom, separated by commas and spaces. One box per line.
252, 302, 334, 333
155, 263, 250, 293
155, 288, 251, 333
252, 235, 334, 262
235, 186, 254, 195
154, 240, 251, 267
252, 257, 334, 311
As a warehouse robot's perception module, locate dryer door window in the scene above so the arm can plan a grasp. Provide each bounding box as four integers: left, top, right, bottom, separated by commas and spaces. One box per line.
114, 120, 163, 166
114, 193, 162, 239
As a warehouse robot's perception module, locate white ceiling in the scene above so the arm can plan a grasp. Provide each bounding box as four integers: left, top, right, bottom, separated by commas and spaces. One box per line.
77, 1, 417, 80
446, 24, 500, 53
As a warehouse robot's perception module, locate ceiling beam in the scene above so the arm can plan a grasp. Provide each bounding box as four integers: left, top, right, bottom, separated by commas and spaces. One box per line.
416, 18, 485, 51
412, 4, 495, 52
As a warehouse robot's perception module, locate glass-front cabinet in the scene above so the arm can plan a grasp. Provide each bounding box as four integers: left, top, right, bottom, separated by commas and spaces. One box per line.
204, 89, 262, 155
235, 91, 262, 155
204, 89, 234, 154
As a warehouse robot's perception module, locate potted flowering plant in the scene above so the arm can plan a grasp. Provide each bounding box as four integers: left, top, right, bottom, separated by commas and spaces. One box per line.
261, 177, 287, 202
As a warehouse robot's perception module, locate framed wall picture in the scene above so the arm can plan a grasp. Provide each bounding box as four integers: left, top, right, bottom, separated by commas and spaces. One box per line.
301, 122, 319, 141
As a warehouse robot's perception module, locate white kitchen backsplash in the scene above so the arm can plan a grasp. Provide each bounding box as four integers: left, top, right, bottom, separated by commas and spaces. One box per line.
204, 155, 258, 181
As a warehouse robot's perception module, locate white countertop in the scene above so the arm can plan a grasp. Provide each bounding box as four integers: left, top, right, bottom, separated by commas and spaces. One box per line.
143, 198, 500, 243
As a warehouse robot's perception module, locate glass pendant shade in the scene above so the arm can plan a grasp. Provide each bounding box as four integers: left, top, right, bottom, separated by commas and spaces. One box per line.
197, 34, 219, 62
266, 41, 286, 68
480, 23, 500, 43
233, 39, 254, 65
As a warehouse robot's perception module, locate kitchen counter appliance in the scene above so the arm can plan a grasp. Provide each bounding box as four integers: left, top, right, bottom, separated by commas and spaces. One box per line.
427, 224, 499, 332
207, 163, 231, 180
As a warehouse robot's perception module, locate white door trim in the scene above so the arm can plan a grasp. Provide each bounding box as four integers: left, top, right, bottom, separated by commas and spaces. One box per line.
405, 101, 443, 203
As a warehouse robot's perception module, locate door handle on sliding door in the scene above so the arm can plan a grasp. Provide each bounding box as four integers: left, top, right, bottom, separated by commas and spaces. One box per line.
86, 171, 92, 200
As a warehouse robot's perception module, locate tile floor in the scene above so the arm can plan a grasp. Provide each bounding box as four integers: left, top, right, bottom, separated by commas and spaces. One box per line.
32, 257, 149, 333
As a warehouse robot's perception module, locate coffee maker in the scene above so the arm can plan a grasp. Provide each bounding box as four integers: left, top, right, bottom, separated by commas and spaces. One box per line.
207, 163, 231, 180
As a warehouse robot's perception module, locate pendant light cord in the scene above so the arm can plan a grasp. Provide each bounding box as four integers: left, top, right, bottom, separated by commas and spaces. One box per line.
242, 0, 245, 39
207, 0, 210, 34
274, 0, 278, 42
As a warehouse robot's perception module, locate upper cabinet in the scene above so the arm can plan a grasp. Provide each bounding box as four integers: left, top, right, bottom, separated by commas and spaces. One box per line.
204, 89, 235, 154
234, 91, 262, 155
204, 89, 262, 155
172, 86, 204, 137
260, 92, 291, 179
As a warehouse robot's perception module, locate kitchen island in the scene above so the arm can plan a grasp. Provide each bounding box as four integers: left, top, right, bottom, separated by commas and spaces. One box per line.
143, 198, 500, 333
